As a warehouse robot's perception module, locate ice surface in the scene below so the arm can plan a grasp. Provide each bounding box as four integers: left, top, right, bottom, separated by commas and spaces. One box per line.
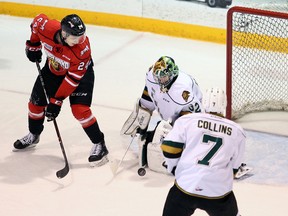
1, 14, 288, 216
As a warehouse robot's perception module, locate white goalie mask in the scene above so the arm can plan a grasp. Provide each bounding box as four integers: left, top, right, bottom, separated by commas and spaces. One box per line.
203, 87, 227, 116
152, 56, 179, 92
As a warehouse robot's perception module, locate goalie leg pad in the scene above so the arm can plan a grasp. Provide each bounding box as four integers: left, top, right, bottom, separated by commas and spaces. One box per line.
147, 142, 170, 174
121, 99, 152, 135
138, 135, 147, 167
138, 130, 155, 167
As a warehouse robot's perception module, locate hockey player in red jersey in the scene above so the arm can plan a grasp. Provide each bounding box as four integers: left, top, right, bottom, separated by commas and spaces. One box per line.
14, 14, 108, 166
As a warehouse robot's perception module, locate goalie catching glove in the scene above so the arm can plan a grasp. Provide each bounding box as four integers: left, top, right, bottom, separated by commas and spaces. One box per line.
120, 99, 152, 135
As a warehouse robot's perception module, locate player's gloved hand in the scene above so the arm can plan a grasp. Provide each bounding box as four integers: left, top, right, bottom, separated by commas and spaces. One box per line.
25, 40, 42, 63
45, 98, 62, 121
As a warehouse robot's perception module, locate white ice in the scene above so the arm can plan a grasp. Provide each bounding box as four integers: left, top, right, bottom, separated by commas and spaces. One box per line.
1, 15, 288, 216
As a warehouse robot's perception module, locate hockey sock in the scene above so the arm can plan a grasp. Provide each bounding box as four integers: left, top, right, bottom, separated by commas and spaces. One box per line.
29, 117, 44, 135
83, 122, 104, 144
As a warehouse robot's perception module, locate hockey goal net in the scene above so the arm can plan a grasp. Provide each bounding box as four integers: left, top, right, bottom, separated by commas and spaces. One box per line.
226, 6, 288, 120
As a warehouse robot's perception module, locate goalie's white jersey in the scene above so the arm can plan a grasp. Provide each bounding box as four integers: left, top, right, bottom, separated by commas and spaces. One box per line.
140, 69, 203, 124
161, 113, 246, 198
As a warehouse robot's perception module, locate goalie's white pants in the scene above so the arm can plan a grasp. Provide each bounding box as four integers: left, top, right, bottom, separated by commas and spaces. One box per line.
147, 142, 169, 174
138, 136, 169, 174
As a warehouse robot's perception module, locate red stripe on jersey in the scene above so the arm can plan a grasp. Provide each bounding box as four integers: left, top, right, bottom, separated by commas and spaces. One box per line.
54, 77, 77, 99
68, 71, 84, 80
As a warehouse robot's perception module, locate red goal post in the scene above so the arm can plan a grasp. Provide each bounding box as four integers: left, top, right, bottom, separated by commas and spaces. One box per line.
226, 6, 288, 120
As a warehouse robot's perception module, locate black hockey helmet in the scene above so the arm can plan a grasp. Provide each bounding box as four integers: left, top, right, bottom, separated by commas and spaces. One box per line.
61, 14, 86, 36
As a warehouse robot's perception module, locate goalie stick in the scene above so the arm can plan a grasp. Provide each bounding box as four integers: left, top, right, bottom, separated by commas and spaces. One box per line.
109, 134, 137, 175
36, 62, 69, 179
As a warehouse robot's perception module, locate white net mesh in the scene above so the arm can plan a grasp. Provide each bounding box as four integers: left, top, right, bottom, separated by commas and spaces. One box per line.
227, 7, 288, 119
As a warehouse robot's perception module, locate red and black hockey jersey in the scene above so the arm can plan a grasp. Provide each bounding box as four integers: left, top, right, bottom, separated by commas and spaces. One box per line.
29, 14, 92, 100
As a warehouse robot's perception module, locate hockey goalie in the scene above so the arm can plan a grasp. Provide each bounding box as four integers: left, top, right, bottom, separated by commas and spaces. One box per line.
120, 56, 203, 175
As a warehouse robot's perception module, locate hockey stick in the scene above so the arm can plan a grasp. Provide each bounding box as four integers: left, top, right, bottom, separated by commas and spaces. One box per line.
109, 134, 137, 175
36, 62, 69, 179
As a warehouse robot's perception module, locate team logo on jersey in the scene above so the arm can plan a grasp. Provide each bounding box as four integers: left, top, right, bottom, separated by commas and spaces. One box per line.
46, 52, 70, 71
49, 58, 61, 71
182, 91, 190, 102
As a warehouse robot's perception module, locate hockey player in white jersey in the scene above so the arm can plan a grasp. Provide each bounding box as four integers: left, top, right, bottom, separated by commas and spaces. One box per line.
161, 87, 244, 216
121, 56, 203, 174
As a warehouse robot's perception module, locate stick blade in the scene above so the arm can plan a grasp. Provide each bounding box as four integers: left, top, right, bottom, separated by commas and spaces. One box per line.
56, 164, 69, 179
109, 157, 120, 176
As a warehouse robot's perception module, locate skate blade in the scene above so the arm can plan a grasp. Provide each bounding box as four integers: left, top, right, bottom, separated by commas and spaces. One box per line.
234, 167, 253, 179
109, 158, 120, 175
89, 155, 109, 167
12, 144, 37, 152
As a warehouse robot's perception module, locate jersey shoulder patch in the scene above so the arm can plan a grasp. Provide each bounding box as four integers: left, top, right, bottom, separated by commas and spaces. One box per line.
168, 73, 195, 104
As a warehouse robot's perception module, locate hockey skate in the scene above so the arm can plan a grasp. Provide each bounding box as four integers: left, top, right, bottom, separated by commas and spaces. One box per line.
234, 163, 253, 179
13, 132, 40, 151
88, 140, 109, 167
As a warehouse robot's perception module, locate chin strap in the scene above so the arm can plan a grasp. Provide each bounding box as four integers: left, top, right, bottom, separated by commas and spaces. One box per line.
56, 30, 68, 46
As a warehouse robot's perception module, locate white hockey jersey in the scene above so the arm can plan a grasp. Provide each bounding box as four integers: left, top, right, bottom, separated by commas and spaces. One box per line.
161, 113, 246, 198
140, 69, 203, 124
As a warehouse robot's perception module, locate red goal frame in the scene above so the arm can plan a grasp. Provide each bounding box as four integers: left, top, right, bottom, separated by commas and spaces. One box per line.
226, 6, 288, 119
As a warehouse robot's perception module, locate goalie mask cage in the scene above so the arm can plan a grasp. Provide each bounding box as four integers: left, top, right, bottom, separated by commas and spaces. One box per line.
226, 6, 288, 120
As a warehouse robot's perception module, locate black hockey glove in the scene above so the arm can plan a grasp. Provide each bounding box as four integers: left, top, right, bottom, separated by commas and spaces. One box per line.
45, 98, 63, 121
25, 40, 42, 63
